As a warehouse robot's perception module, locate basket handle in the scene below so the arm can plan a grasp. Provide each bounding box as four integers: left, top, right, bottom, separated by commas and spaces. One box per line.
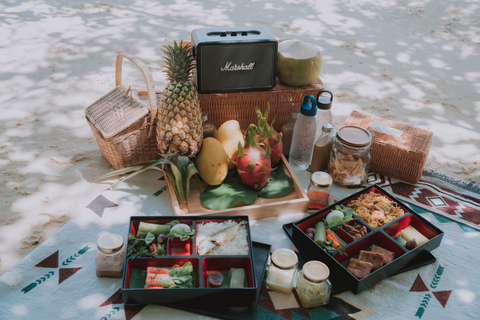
115, 55, 158, 137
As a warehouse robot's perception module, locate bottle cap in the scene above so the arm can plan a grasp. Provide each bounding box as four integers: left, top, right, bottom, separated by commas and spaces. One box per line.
316, 89, 333, 110
271, 248, 298, 269
290, 110, 300, 119
202, 112, 208, 122
302, 261, 330, 282
311, 171, 332, 187
337, 125, 373, 147
300, 95, 317, 117
97, 233, 124, 254
322, 123, 333, 133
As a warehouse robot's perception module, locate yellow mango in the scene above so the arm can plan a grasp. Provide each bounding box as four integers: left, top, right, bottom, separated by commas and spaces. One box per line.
195, 137, 229, 185
216, 120, 245, 170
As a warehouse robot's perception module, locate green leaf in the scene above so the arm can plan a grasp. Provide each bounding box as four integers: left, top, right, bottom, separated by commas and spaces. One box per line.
259, 162, 294, 198
200, 181, 260, 210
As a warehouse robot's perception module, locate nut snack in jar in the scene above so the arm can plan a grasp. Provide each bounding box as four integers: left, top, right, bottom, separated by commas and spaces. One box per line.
296, 261, 331, 308
328, 125, 373, 187
266, 248, 298, 294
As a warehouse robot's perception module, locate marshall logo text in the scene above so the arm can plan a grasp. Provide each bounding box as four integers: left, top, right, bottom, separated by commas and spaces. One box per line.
220, 62, 255, 72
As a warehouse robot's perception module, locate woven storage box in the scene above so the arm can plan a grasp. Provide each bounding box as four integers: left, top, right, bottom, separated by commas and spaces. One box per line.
85, 55, 160, 170
344, 110, 433, 184
198, 78, 325, 132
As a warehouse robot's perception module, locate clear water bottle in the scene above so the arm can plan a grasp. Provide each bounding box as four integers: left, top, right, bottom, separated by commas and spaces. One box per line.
289, 95, 317, 171
315, 89, 333, 142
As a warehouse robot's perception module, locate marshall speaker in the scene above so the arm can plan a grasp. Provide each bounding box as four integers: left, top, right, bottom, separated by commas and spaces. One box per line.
191, 27, 278, 93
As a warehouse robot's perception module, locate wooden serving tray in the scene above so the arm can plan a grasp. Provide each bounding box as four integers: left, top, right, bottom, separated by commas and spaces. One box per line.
165, 154, 309, 220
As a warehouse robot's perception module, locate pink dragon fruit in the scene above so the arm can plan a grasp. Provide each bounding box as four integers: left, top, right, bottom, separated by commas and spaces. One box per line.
255, 103, 283, 166
236, 125, 272, 190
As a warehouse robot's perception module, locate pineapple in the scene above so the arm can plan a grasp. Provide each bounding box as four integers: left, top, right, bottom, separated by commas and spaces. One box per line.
157, 40, 203, 157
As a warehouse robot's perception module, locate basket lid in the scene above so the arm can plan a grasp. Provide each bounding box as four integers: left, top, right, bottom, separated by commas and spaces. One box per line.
85, 85, 151, 139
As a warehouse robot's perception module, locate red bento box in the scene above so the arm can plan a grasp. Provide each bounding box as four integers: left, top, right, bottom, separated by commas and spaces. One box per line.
290, 184, 444, 294
121, 216, 257, 307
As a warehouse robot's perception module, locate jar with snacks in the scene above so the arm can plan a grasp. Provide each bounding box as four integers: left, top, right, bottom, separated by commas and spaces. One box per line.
95, 233, 126, 278
281, 110, 299, 157
328, 125, 373, 187
296, 261, 331, 308
202, 112, 217, 138
266, 248, 298, 295
289, 95, 317, 171
310, 123, 335, 172
307, 171, 332, 209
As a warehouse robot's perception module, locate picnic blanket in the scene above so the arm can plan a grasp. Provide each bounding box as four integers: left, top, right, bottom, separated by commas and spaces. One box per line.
0, 169, 479, 320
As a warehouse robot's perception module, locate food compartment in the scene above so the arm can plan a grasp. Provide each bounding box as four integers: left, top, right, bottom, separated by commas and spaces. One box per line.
168, 237, 193, 256
383, 213, 443, 252
196, 218, 250, 256
202, 257, 255, 288
127, 218, 196, 258
340, 219, 371, 241
342, 188, 408, 229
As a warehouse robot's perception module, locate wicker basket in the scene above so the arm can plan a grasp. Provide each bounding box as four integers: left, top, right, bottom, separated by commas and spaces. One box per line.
344, 110, 433, 184
199, 78, 325, 132
85, 55, 160, 170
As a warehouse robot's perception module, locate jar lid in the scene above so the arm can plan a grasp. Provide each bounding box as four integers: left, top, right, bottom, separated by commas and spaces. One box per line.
316, 89, 333, 110
97, 233, 124, 254
311, 171, 332, 187
337, 125, 372, 147
302, 261, 330, 282
271, 248, 298, 269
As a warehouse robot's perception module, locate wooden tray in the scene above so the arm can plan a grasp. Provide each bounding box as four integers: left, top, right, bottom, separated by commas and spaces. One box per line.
165, 154, 309, 220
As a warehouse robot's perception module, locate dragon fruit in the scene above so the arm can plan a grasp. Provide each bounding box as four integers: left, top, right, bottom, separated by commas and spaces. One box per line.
236, 125, 272, 190
255, 103, 283, 166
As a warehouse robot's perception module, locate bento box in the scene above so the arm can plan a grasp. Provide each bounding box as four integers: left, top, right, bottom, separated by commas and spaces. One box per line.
121, 215, 258, 307
290, 184, 444, 294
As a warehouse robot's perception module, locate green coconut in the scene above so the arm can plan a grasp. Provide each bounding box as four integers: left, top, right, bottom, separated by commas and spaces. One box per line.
277, 39, 322, 87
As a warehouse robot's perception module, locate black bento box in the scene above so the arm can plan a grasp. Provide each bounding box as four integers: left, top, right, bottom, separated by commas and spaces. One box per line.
121, 216, 257, 307
290, 185, 444, 294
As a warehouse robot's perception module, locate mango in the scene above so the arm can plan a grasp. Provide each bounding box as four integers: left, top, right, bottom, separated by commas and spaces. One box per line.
195, 137, 229, 185
216, 120, 245, 170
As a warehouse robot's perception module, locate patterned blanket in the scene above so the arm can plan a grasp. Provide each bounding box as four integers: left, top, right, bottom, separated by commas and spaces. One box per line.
0, 170, 479, 320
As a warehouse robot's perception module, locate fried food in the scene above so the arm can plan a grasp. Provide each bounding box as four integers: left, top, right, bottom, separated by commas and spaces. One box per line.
347, 192, 405, 228
358, 250, 384, 271
347, 258, 373, 279
371, 244, 396, 265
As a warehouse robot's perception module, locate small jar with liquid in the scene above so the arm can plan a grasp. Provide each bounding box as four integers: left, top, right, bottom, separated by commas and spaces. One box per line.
307, 171, 332, 209
296, 261, 331, 308
95, 233, 126, 278
281, 110, 299, 157
266, 248, 298, 295
202, 112, 217, 138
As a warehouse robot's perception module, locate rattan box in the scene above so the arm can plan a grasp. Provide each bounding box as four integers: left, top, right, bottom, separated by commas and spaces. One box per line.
344, 110, 433, 184
198, 78, 325, 132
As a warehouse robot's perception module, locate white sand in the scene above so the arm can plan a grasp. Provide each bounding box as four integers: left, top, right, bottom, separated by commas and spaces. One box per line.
0, 0, 478, 276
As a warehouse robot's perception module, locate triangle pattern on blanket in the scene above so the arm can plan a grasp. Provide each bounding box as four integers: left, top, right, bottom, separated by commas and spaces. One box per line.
86, 194, 118, 218
99, 288, 147, 320
410, 274, 429, 292
59, 267, 82, 284
35, 250, 59, 268
433, 290, 452, 308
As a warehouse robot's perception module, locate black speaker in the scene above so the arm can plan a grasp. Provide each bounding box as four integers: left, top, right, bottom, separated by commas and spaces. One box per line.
191, 27, 278, 93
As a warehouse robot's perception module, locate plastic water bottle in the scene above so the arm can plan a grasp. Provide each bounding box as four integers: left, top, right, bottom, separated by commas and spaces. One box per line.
314, 89, 333, 142
289, 95, 317, 171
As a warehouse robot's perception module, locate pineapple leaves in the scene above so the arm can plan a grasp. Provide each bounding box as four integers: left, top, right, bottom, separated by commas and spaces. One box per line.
93, 154, 198, 206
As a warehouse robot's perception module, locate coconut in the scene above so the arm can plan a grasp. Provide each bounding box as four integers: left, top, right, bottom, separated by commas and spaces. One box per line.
277, 39, 322, 87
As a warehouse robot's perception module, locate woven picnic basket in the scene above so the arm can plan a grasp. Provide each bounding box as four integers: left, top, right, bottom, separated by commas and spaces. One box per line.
85, 55, 160, 170
198, 78, 325, 132
344, 110, 433, 184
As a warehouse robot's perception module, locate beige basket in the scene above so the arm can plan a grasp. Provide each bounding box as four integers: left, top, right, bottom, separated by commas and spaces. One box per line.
198, 78, 325, 132
344, 110, 433, 184
85, 55, 160, 170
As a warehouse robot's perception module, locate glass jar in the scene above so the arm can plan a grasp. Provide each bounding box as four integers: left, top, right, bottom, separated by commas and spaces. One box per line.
95, 233, 126, 278
328, 125, 373, 187
266, 248, 298, 295
310, 123, 335, 173
307, 171, 332, 208
202, 112, 217, 138
296, 261, 331, 308
281, 110, 299, 157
